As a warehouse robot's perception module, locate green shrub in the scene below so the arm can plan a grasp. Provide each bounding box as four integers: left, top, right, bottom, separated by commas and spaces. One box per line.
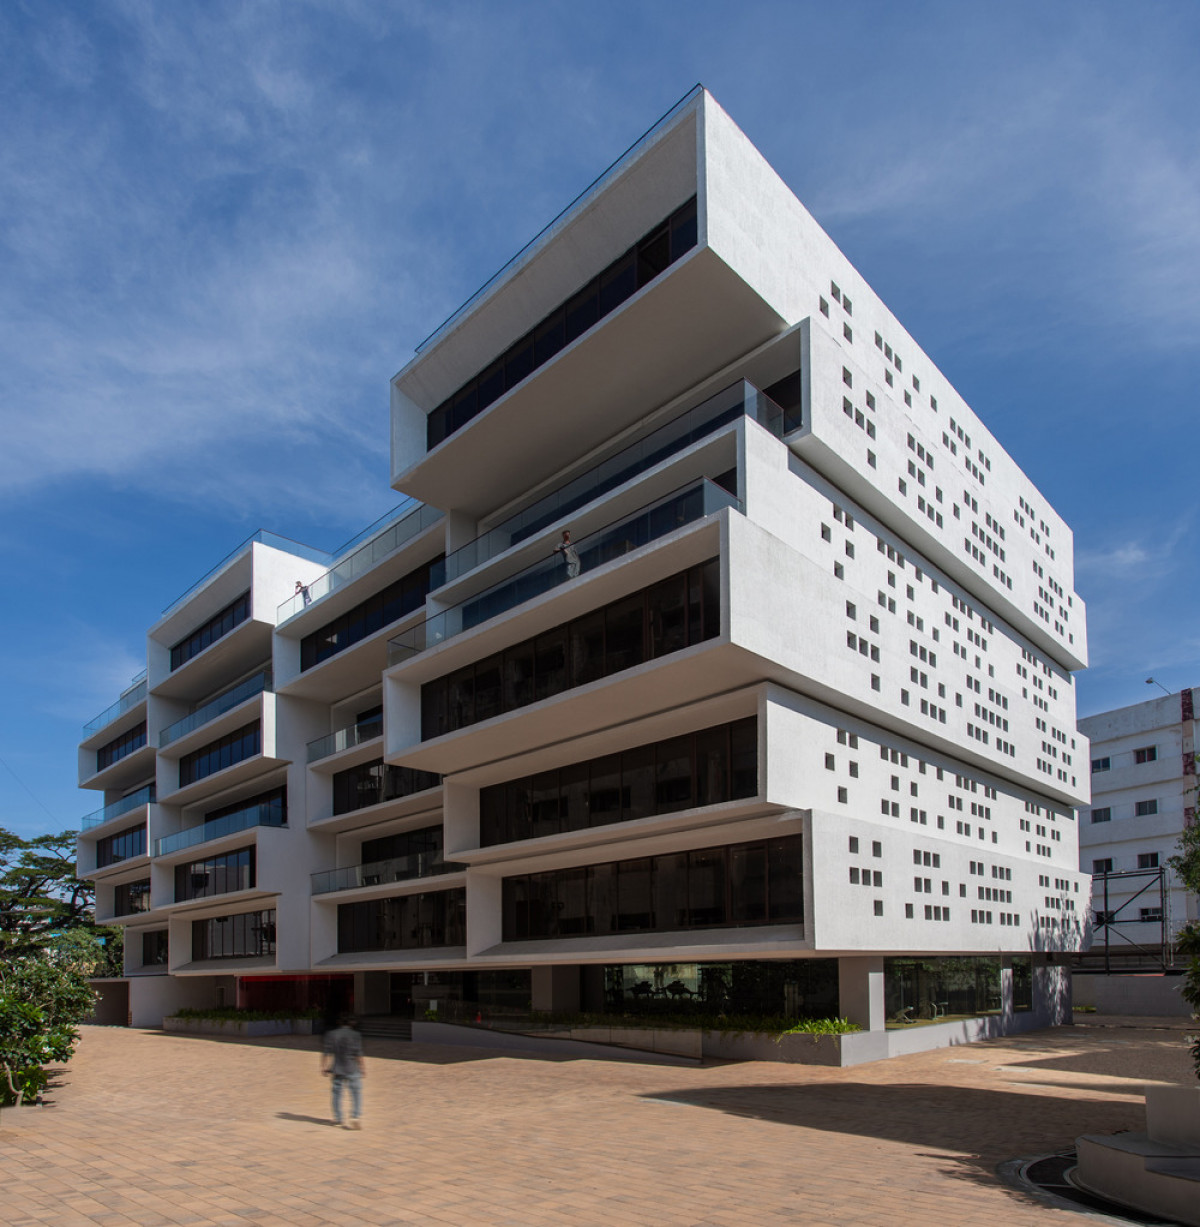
169, 1006, 320, 1022
527, 1009, 859, 1038
777, 1016, 861, 1037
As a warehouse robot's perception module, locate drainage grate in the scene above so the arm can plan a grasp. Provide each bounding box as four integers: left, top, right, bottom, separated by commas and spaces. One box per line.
1000, 1150, 1182, 1226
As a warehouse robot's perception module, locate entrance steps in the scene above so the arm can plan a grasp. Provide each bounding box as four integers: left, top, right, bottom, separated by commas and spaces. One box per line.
358, 1016, 413, 1041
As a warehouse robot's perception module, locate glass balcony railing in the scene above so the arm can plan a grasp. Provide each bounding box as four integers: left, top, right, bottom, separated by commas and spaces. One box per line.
277, 502, 444, 623
83, 672, 148, 737
162, 531, 330, 618
81, 784, 156, 831
434, 379, 785, 588
311, 851, 466, 895
155, 803, 285, 857
159, 670, 272, 748
307, 717, 383, 764
389, 478, 738, 666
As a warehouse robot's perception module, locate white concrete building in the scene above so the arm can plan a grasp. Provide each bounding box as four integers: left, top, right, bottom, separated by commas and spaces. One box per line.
1078, 688, 1198, 957
77, 89, 1091, 1057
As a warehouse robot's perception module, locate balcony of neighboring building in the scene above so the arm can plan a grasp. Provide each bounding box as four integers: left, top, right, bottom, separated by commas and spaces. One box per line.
81, 670, 147, 742
155, 690, 287, 807
273, 510, 445, 704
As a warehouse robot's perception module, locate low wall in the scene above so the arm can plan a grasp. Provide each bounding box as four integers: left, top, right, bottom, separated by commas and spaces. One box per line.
1073, 973, 1192, 1017
411, 1021, 698, 1065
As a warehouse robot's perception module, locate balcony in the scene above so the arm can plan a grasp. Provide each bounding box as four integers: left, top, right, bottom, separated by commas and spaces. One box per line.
436, 379, 786, 588
307, 716, 382, 764
159, 670, 271, 748
311, 852, 466, 895
83, 672, 147, 738
155, 802, 285, 857
389, 478, 739, 666
276, 502, 443, 624
81, 785, 155, 832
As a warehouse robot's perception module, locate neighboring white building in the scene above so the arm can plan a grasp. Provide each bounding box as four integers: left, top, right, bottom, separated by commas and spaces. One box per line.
1078, 688, 1198, 955
77, 89, 1091, 1057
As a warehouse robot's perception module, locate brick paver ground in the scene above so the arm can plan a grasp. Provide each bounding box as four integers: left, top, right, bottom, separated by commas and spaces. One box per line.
0, 1017, 1193, 1226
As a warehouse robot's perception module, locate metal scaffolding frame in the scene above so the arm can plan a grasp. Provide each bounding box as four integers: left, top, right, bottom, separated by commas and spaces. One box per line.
1091, 867, 1173, 971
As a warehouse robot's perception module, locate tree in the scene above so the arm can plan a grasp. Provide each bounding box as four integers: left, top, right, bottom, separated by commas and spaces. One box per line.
1169, 812, 1200, 1082
0, 826, 116, 1108
0, 829, 94, 957
1167, 817, 1200, 897
0, 954, 96, 1107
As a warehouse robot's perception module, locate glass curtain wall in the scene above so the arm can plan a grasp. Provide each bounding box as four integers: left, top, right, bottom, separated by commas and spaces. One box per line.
421, 558, 719, 739
481, 717, 756, 845
502, 834, 804, 941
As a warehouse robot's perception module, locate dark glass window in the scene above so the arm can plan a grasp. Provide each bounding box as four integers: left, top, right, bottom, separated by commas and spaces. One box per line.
96, 823, 146, 868
332, 759, 441, 816
501, 833, 803, 942
479, 717, 756, 846
361, 825, 443, 865
142, 929, 169, 967
175, 846, 255, 902
113, 879, 151, 916
178, 722, 261, 787
421, 559, 720, 740
426, 198, 699, 450
97, 722, 147, 771
171, 592, 251, 671
191, 908, 277, 960
300, 557, 441, 671
336, 888, 466, 953
1011, 956, 1033, 1012
204, 785, 286, 827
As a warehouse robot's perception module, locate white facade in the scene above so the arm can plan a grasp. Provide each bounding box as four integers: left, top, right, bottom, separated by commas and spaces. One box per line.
1078, 689, 1199, 948
78, 90, 1089, 1049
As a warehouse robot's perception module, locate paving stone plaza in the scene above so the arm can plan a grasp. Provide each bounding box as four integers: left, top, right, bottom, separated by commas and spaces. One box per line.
0, 1020, 1192, 1226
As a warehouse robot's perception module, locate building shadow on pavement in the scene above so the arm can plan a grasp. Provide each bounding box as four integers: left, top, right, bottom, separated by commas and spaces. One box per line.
148, 1029, 590, 1067
641, 1081, 1131, 1159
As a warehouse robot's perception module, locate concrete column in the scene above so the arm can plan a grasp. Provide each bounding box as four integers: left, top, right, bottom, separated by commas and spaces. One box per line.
1000, 955, 1014, 1024
838, 955, 886, 1031
531, 965, 581, 1014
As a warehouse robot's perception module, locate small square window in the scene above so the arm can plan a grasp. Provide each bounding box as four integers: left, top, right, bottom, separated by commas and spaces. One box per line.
825, 753, 836, 770
905, 903, 914, 919
872, 841, 882, 857
849, 867, 861, 884
820, 297, 830, 317
874, 900, 884, 916
848, 836, 859, 854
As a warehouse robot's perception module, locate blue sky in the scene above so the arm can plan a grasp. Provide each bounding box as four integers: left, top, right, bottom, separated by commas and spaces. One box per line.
3, 1, 1198, 838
